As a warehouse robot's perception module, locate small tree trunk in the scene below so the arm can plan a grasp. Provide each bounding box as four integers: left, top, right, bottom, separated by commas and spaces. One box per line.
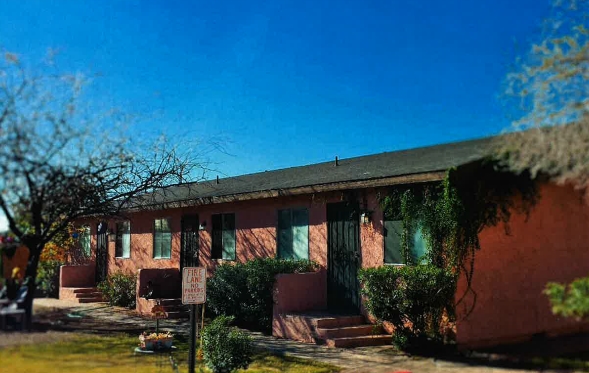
23, 240, 43, 331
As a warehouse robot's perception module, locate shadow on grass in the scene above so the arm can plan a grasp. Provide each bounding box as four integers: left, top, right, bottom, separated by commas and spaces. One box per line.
31, 304, 146, 336
402, 332, 589, 372
0, 333, 184, 373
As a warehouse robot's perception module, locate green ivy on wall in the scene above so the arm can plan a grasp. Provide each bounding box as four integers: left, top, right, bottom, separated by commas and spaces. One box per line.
361, 159, 539, 349
380, 159, 539, 308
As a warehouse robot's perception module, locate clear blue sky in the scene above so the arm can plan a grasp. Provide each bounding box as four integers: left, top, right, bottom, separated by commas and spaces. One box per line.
0, 0, 551, 178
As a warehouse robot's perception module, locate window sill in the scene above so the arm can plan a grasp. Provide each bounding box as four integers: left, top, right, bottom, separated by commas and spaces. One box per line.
115, 257, 131, 260
384, 263, 405, 266
153, 257, 172, 260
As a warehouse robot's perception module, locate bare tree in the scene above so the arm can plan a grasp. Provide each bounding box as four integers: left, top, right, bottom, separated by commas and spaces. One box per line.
495, 0, 589, 186
0, 52, 206, 328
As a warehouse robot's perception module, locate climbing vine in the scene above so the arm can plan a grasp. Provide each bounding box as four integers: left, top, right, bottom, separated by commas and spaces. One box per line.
380, 159, 539, 310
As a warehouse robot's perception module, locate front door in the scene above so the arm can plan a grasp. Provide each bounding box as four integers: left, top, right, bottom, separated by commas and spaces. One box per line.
181, 214, 200, 272
327, 202, 361, 314
95, 221, 108, 284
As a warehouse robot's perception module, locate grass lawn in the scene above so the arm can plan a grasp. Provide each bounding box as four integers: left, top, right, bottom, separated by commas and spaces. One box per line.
0, 333, 341, 373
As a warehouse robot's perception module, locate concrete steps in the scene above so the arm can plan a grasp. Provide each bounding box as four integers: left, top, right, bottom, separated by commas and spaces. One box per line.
325, 334, 393, 348
314, 315, 365, 329
314, 316, 390, 348
156, 298, 189, 319
60, 287, 104, 303
316, 324, 382, 339
281, 312, 391, 348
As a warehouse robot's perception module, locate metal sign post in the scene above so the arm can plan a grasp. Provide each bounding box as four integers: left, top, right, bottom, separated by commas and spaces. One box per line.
182, 267, 207, 373
188, 304, 198, 373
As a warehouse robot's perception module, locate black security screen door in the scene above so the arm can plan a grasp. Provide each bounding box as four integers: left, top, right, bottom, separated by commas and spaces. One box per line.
327, 202, 361, 314
181, 214, 200, 272
95, 221, 108, 284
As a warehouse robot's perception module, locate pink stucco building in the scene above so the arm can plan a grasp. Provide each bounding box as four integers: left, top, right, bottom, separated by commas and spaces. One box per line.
58, 136, 589, 349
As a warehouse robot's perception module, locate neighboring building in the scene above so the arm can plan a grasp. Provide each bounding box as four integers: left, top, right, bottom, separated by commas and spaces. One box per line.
59, 136, 589, 349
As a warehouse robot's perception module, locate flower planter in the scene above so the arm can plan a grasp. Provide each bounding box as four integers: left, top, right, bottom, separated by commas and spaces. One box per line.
153, 338, 173, 350
140, 339, 154, 350
139, 332, 174, 351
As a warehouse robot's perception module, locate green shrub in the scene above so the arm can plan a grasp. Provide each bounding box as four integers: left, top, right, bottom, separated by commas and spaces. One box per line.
207, 258, 318, 332
37, 260, 63, 297
202, 315, 253, 373
206, 262, 249, 325
545, 277, 589, 320
359, 264, 456, 350
97, 272, 136, 308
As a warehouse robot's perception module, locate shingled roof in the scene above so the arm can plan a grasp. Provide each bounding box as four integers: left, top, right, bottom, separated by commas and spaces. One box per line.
134, 136, 494, 208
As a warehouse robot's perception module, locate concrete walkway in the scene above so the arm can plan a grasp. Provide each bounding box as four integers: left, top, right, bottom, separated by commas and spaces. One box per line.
31, 298, 573, 373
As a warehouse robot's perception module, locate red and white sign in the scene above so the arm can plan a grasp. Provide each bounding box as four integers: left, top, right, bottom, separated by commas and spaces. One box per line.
182, 267, 207, 305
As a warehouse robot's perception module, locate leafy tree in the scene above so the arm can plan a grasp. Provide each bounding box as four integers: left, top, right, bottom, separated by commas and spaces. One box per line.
495, 0, 589, 319
496, 0, 589, 186
0, 51, 205, 328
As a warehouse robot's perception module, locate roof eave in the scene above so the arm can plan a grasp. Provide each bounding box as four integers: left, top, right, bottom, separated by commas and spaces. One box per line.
123, 170, 447, 213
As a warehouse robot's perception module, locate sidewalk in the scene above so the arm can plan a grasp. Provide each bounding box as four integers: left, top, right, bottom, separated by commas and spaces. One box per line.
31, 298, 559, 373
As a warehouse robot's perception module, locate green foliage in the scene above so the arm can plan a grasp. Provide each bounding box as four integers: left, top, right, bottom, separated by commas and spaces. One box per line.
36, 260, 63, 297
504, 0, 588, 131
359, 264, 456, 350
97, 272, 136, 308
497, 1, 589, 187
381, 161, 538, 307
207, 258, 318, 332
376, 165, 538, 348
206, 262, 248, 323
202, 316, 253, 373
545, 277, 589, 320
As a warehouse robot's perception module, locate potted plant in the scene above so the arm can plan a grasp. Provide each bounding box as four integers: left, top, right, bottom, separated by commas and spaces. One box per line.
139, 331, 174, 351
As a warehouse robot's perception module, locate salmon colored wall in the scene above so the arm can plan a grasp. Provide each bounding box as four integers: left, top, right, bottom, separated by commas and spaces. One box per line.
108, 208, 183, 275
360, 189, 385, 269
456, 182, 589, 348
60, 265, 95, 288
272, 270, 328, 342
77, 188, 387, 279
194, 194, 331, 269
136, 268, 180, 314
273, 270, 328, 314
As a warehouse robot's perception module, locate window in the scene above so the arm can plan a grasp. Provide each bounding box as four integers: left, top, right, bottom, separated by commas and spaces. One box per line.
277, 208, 309, 260
153, 218, 172, 259
384, 220, 428, 264
80, 225, 91, 258
115, 221, 131, 258
411, 226, 428, 263
211, 213, 236, 260
384, 220, 403, 264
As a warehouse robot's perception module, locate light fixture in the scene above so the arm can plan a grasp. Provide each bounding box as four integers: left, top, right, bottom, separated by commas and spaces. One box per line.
360, 211, 372, 225
199, 221, 207, 231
